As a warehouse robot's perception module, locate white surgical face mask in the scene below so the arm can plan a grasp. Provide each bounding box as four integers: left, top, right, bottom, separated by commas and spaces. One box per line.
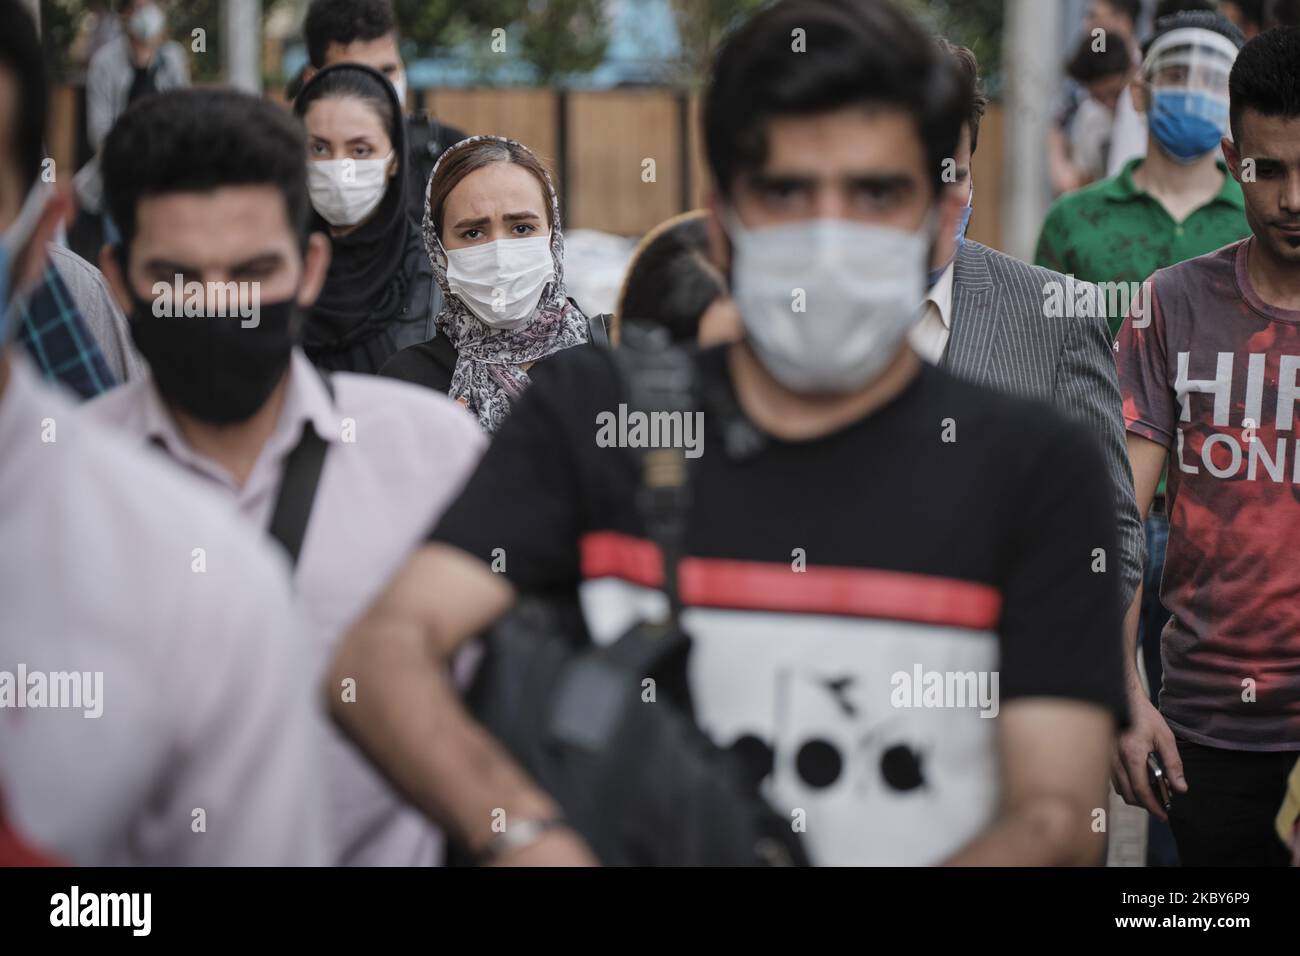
726, 212, 928, 394
128, 3, 165, 41
307, 154, 392, 227
445, 234, 555, 331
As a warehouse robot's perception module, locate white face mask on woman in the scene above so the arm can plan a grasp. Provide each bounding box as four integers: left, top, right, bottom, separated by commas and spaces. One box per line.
307, 154, 392, 227
726, 211, 929, 394
445, 234, 556, 331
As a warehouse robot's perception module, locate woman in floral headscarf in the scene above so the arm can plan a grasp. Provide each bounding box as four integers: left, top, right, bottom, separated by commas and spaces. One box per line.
379, 135, 590, 432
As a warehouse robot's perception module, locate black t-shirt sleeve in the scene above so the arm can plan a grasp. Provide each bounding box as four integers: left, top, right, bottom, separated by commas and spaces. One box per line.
996, 418, 1129, 726
428, 347, 616, 594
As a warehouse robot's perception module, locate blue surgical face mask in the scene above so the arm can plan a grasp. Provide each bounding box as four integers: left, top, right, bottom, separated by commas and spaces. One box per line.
928, 187, 974, 289
1149, 89, 1229, 163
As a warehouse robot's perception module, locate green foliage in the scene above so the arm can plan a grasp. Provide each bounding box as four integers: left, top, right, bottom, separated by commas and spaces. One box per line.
40, 0, 93, 79
168, 0, 223, 82
38, 0, 1005, 92
663, 0, 1005, 93
670, 0, 768, 87
392, 0, 495, 50
393, 0, 611, 85
895, 0, 1006, 95
517, 0, 610, 84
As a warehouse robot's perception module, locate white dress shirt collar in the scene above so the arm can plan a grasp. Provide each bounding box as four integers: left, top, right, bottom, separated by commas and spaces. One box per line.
139, 348, 338, 492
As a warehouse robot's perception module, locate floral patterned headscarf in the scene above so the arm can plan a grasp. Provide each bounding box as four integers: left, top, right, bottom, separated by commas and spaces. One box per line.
422, 135, 588, 432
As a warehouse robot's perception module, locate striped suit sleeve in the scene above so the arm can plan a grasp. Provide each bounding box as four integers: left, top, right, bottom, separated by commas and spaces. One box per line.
1056, 281, 1145, 606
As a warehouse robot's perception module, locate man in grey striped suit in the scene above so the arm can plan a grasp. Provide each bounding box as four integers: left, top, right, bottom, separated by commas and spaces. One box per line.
916, 41, 1144, 607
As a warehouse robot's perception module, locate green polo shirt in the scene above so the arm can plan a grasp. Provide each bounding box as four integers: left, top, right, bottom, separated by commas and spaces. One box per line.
1034, 158, 1250, 340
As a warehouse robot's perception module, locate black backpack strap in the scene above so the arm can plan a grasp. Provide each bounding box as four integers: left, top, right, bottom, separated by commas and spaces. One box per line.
587, 312, 611, 350
267, 371, 335, 570
610, 324, 695, 628
566, 295, 611, 351
601, 324, 697, 703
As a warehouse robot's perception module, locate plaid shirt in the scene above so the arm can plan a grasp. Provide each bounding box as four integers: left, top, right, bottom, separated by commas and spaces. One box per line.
16, 263, 116, 400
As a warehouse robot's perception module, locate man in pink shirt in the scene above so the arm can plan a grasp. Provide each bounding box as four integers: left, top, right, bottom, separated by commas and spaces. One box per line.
1, 0, 325, 867
83, 87, 485, 865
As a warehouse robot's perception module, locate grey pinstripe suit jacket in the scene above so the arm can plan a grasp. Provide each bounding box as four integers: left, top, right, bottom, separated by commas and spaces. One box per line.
941, 241, 1144, 604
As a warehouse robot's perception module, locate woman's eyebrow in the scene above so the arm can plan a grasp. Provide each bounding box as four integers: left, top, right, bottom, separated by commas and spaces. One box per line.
450, 212, 542, 230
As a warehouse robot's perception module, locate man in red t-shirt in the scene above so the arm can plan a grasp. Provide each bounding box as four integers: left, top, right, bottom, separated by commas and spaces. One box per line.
1114, 27, 1300, 865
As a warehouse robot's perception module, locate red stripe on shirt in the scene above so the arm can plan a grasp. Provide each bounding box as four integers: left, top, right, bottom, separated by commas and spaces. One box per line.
0, 797, 61, 867
580, 530, 1002, 630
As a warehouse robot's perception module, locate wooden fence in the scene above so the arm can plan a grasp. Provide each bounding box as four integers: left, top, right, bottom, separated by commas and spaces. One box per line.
423, 88, 1005, 248
49, 83, 1005, 247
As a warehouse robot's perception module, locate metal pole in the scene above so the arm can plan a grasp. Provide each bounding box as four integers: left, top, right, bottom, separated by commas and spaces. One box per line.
224, 0, 262, 93
1002, 0, 1063, 261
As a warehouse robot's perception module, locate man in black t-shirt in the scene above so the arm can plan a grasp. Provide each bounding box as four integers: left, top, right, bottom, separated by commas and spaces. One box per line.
328, 0, 1127, 866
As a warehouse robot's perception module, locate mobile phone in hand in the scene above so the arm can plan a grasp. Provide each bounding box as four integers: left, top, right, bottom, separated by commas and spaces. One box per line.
1147, 752, 1173, 811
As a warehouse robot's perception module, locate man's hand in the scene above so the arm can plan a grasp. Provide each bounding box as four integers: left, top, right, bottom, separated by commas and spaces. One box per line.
326, 544, 568, 854
1112, 690, 1187, 821
1112, 436, 1182, 820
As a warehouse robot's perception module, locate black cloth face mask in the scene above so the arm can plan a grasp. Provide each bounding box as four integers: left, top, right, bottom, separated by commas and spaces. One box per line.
124, 280, 299, 425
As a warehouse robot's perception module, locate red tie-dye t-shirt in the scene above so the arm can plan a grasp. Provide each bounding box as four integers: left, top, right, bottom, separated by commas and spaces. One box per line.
1118, 238, 1300, 751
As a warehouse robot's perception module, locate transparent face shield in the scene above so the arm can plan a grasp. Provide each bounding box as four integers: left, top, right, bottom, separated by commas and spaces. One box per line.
1142, 28, 1236, 102
1141, 28, 1238, 159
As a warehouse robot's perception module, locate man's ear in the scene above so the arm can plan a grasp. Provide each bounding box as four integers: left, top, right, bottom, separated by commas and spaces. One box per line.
301, 65, 317, 86
704, 189, 732, 285
99, 241, 134, 313
1222, 136, 1243, 182
11, 187, 72, 295
1130, 78, 1148, 115
296, 231, 332, 308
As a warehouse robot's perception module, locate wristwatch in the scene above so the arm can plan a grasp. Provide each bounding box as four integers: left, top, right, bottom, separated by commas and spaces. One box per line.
475, 816, 569, 864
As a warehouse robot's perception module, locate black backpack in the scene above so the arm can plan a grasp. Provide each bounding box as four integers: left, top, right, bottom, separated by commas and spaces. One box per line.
449, 325, 808, 867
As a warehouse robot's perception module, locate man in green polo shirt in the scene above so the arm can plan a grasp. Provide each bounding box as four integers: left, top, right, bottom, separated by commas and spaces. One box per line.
1035, 12, 1250, 340
1034, 10, 1248, 868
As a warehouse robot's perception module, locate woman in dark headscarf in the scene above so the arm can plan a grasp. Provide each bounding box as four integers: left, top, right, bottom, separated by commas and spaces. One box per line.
294, 63, 435, 373
379, 135, 589, 432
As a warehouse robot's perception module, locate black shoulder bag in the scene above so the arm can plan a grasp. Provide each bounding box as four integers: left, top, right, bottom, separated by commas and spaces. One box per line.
564, 295, 612, 351
451, 327, 807, 866
266, 373, 334, 569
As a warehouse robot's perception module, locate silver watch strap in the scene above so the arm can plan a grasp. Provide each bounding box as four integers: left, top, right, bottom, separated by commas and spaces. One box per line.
478, 817, 567, 863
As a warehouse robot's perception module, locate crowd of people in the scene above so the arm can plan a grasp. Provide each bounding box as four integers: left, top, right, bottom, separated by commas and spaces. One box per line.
1, 0, 1299, 868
